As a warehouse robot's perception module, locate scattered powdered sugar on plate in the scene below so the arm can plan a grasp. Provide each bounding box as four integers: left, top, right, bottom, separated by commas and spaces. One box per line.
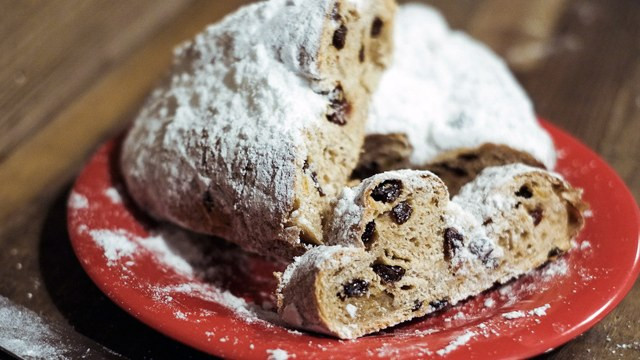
529, 304, 551, 317
502, 310, 526, 319
104, 187, 122, 203
502, 304, 551, 320
90, 229, 139, 266
68, 191, 89, 209
87, 220, 287, 328
540, 257, 569, 279
435, 330, 476, 356
266, 348, 291, 360
0, 296, 69, 359
484, 298, 495, 308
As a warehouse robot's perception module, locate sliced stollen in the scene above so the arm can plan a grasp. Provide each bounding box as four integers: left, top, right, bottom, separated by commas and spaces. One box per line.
121, 0, 396, 261
352, 4, 555, 193
277, 164, 587, 339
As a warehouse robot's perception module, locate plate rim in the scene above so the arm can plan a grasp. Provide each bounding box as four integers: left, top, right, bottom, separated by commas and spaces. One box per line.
67, 119, 640, 359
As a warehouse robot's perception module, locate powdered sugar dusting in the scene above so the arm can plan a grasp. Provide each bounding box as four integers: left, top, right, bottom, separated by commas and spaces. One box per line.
503, 304, 550, 319
90, 229, 138, 266
367, 4, 555, 168
121, 0, 334, 260
435, 330, 476, 356
0, 296, 69, 359
267, 348, 291, 360
104, 187, 122, 203
502, 310, 526, 319
69, 191, 89, 209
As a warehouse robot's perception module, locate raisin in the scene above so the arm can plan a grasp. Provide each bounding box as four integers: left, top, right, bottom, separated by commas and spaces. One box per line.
339, 279, 369, 300
332, 24, 348, 50
372, 264, 405, 283
202, 191, 214, 212
412, 300, 423, 312
468, 237, 494, 265
310, 171, 325, 196
515, 185, 533, 199
548, 247, 563, 258
391, 201, 412, 224
482, 218, 493, 226
303, 161, 325, 196
351, 161, 380, 180
529, 207, 544, 226
326, 85, 351, 125
359, 45, 365, 62
441, 163, 469, 177
331, 2, 341, 21
443, 228, 464, 261
371, 17, 383, 37
361, 221, 376, 244
458, 153, 479, 161
429, 299, 449, 311
371, 179, 402, 203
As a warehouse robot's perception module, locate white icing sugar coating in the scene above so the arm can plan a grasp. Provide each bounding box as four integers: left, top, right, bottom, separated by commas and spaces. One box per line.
278, 245, 352, 294
453, 163, 566, 227
367, 4, 556, 168
121, 0, 337, 255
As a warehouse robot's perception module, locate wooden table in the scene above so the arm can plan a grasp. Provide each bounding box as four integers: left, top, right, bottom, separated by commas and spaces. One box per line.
1, 0, 638, 358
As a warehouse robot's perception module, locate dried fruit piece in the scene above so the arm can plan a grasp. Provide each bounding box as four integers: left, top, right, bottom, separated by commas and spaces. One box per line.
332, 24, 348, 49
440, 163, 469, 177
468, 237, 495, 266
372, 264, 406, 283
458, 153, 479, 161
391, 201, 412, 224
548, 247, 563, 258
412, 300, 423, 312
303, 160, 325, 196
326, 85, 351, 125
310, 171, 325, 196
443, 228, 464, 261
202, 191, 215, 212
359, 45, 365, 62
371, 179, 402, 203
529, 207, 544, 226
339, 279, 369, 300
371, 17, 383, 37
429, 299, 449, 311
515, 185, 533, 198
361, 221, 376, 244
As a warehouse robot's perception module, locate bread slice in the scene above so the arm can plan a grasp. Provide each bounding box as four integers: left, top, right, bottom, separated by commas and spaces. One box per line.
277, 164, 586, 338
121, 0, 396, 261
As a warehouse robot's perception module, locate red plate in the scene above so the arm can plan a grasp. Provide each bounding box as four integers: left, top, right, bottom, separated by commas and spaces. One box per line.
68, 120, 640, 359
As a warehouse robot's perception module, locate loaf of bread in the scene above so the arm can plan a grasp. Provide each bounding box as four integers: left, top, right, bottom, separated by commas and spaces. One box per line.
353, 4, 555, 191
121, 0, 396, 261
277, 164, 586, 338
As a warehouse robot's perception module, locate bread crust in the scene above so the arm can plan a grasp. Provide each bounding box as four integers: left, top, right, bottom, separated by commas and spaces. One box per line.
121, 0, 396, 261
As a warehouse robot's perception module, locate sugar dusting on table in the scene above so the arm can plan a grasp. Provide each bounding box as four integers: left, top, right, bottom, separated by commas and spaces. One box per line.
0, 296, 69, 359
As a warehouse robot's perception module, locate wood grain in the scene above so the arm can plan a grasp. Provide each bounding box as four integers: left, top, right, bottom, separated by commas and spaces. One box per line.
0, 0, 638, 358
